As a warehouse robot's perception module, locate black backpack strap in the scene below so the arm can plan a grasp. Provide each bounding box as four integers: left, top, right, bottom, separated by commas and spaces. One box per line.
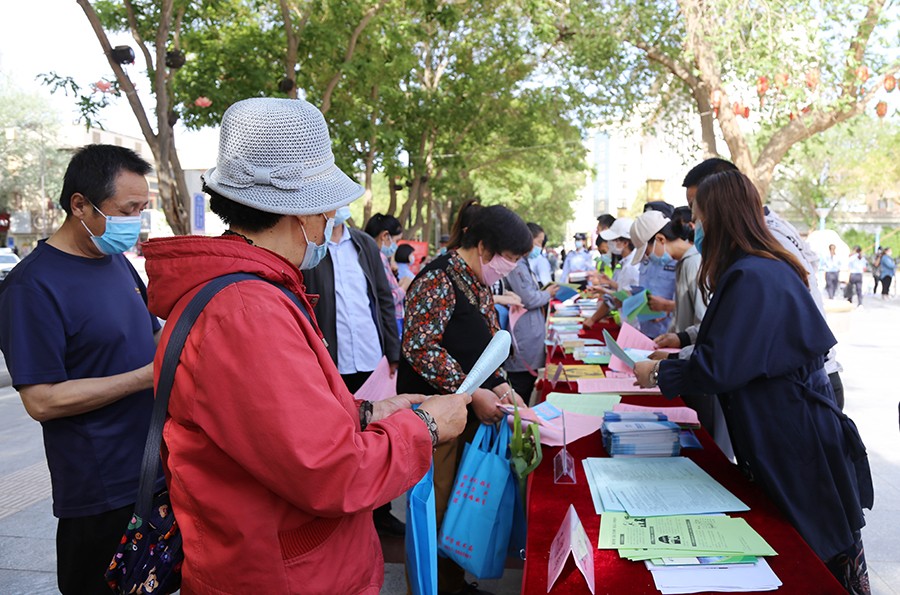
134, 272, 310, 521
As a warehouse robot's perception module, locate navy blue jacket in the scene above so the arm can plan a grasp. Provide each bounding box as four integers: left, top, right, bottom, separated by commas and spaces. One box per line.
658, 254, 873, 561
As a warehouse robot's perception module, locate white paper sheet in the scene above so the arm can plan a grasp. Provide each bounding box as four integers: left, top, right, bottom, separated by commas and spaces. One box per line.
647, 557, 781, 593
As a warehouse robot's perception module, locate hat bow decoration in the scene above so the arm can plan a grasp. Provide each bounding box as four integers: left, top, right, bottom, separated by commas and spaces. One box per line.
216, 155, 336, 190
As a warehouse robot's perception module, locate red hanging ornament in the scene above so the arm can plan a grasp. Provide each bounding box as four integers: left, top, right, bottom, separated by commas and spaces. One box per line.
94, 80, 112, 93
743, 106, 750, 118
806, 69, 820, 91
876, 101, 888, 118
884, 74, 897, 92
710, 89, 723, 109
757, 76, 769, 96
733, 101, 743, 116
775, 72, 789, 89
194, 96, 213, 108
856, 66, 870, 83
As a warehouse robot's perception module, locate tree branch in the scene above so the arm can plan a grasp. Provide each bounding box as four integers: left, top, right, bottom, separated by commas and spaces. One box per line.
320, 0, 389, 113
630, 38, 716, 154
279, 0, 300, 98
122, 0, 156, 80
678, 0, 754, 175
76, 0, 157, 146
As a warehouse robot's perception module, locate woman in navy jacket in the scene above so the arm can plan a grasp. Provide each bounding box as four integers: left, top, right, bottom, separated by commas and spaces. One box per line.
635, 170, 873, 594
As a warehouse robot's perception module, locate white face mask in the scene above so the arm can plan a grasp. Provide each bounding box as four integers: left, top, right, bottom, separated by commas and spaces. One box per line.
609, 241, 623, 255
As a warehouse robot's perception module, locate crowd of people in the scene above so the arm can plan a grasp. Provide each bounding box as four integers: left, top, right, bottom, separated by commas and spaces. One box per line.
0, 94, 875, 595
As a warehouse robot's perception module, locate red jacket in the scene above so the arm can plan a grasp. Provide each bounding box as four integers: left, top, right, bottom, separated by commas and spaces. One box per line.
144, 236, 432, 594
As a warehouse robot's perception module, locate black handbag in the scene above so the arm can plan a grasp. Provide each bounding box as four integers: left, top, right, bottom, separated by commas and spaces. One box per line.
106, 273, 311, 594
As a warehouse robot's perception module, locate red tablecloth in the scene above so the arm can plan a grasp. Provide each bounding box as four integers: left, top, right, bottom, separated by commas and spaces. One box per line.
521, 324, 844, 594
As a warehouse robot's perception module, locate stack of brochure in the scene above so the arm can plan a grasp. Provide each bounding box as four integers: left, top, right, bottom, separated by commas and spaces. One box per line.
598, 512, 781, 593
578, 297, 598, 317
601, 412, 681, 457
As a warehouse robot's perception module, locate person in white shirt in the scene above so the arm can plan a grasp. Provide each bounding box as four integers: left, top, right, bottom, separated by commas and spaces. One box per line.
583, 218, 639, 328
846, 246, 866, 306
822, 244, 842, 299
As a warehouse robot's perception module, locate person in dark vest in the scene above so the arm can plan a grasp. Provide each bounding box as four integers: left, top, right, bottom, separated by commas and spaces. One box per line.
398, 205, 532, 595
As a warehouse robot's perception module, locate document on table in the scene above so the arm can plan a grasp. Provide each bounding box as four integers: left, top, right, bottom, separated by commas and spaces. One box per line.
528, 410, 605, 447
582, 458, 749, 517
646, 557, 782, 593
558, 364, 606, 380
546, 392, 622, 417
598, 513, 777, 556
613, 403, 700, 428
577, 377, 662, 394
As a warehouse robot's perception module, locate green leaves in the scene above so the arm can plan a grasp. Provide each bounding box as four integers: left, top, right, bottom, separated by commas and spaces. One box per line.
509, 399, 542, 497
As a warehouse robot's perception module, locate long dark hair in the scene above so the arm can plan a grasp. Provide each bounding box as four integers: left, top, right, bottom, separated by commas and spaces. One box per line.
695, 171, 808, 302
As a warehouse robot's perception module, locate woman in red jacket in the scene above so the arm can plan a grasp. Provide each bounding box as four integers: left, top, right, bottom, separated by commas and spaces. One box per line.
143, 97, 471, 594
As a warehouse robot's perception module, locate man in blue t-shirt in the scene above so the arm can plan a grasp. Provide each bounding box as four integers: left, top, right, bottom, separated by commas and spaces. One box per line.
0, 145, 162, 594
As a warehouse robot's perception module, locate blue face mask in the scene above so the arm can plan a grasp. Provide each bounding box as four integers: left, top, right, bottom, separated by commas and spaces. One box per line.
333, 206, 352, 226
381, 240, 398, 257
574, 240, 584, 250
529, 245, 542, 260
82, 203, 142, 255
600, 252, 612, 267
693, 222, 704, 255
299, 214, 334, 270
648, 244, 673, 266
648, 252, 673, 266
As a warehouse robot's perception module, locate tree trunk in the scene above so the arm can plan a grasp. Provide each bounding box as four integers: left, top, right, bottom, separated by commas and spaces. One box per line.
679, 0, 757, 188
690, 80, 717, 157
387, 175, 398, 216
77, 0, 191, 235
362, 151, 375, 224
279, 0, 299, 99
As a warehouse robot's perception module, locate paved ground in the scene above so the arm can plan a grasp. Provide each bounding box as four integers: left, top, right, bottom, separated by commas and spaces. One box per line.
0, 291, 897, 595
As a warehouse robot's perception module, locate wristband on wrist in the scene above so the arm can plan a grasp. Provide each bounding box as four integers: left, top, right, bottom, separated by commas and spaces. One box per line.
649, 361, 661, 387
359, 400, 373, 431
414, 409, 439, 448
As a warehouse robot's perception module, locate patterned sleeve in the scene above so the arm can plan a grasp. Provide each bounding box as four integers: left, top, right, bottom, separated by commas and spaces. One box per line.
402, 268, 465, 393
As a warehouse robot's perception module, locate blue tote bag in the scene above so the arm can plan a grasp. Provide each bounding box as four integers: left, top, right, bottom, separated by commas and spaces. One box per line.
438, 422, 516, 579
406, 464, 438, 595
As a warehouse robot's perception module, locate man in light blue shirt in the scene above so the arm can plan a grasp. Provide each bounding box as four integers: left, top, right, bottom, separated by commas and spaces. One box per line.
330, 223, 384, 377
302, 207, 405, 536
560, 232, 594, 283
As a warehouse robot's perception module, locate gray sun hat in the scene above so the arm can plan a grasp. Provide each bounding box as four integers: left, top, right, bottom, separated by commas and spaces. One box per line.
203, 97, 364, 215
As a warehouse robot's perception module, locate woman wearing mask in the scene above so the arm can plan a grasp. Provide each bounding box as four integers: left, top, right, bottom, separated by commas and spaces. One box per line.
634, 171, 873, 593
395, 244, 417, 288
583, 218, 639, 328
398, 205, 532, 595
638, 215, 704, 335
504, 222, 559, 400
365, 213, 407, 336
142, 97, 470, 594
627, 210, 677, 339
